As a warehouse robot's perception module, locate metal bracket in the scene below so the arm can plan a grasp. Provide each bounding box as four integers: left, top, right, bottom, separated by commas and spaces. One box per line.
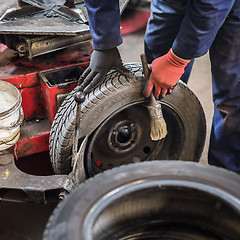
59, 90, 87, 200
0, 0, 129, 37
15, 33, 92, 59
1, 0, 88, 24
0, 153, 67, 204
59, 136, 88, 200
0, 135, 88, 203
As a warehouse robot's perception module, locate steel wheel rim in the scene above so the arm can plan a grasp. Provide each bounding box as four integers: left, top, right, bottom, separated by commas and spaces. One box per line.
104, 222, 224, 240
85, 100, 185, 177
84, 180, 239, 240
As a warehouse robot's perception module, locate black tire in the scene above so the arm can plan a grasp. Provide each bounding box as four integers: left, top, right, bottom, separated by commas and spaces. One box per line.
49, 63, 206, 175
43, 161, 240, 240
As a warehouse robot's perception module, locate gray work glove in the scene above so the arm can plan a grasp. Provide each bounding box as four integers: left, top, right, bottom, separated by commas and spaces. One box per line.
79, 47, 129, 93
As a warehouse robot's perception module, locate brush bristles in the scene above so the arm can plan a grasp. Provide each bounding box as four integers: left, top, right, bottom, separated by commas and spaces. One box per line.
150, 117, 167, 140
147, 104, 168, 141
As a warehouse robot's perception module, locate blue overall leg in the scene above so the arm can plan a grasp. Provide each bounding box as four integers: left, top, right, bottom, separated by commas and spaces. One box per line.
144, 0, 192, 83
208, 5, 240, 173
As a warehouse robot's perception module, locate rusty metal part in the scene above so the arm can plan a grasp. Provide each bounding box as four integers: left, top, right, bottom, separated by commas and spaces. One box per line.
0, 0, 129, 36
1, 0, 88, 24
59, 136, 88, 200
59, 90, 87, 200
0, 0, 129, 57
0, 153, 67, 203
0, 135, 88, 203
72, 89, 85, 167
71, 135, 87, 184
15, 33, 92, 59
0, 0, 89, 36
58, 90, 87, 201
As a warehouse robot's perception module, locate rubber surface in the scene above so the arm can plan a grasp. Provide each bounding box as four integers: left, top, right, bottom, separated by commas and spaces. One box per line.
43, 161, 240, 240
49, 63, 206, 174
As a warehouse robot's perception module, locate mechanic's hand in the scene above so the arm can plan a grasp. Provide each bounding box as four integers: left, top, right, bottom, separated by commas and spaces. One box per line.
79, 47, 128, 93
145, 49, 191, 99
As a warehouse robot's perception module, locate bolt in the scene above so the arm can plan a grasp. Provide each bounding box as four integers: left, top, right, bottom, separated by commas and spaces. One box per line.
58, 190, 68, 200
46, 12, 53, 18
74, 91, 85, 104
130, 123, 135, 130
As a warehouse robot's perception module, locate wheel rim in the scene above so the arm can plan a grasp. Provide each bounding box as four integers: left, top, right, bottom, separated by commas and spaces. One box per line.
84, 180, 240, 240
104, 222, 224, 240
85, 101, 185, 176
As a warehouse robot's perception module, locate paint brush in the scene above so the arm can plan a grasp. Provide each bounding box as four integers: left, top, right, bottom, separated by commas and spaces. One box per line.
140, 53, 168, 141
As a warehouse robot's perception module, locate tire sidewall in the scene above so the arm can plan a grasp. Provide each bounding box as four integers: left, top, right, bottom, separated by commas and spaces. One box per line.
43, 161, 240, 240
49, 64, 206, 174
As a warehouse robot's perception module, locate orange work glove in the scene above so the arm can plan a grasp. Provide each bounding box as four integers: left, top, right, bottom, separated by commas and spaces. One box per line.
145, 48, 191, 99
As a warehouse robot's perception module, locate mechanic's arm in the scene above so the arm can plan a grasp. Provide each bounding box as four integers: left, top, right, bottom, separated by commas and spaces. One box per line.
79, 0, 128, 93
146, 0, 235, 99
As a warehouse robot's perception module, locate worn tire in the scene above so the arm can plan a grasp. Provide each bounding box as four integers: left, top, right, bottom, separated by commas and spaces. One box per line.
49, 63, 206, 175
43, 161, 240, 240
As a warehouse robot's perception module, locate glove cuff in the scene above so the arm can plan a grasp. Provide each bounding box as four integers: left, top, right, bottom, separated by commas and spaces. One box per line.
169, 48, 191, 67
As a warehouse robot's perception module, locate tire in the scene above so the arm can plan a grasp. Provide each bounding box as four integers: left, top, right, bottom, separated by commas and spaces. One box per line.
43, 161, 240, 240
49, 63, 206, 175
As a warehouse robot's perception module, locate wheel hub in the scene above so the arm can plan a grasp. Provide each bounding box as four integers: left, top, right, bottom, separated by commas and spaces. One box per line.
84, 101, 186, 177
85, 103, 169, 176
108, 121, 140, 153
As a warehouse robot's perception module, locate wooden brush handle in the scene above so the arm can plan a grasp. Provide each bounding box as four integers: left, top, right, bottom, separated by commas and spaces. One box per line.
150, 93, 158, 108
140, 53, 150, 82
140, 53, 158, 108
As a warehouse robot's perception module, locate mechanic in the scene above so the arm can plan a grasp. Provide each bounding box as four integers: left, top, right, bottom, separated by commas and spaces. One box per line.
79, 0, 240, 173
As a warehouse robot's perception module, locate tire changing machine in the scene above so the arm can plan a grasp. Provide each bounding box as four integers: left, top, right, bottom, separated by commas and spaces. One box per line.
0, 0, 129, 239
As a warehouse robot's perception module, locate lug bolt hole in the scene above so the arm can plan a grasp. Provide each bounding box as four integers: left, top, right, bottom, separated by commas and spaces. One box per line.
143, 146, 151, 154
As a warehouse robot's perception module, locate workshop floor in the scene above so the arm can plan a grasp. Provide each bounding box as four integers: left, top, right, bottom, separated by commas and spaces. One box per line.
119, 29, 214, 165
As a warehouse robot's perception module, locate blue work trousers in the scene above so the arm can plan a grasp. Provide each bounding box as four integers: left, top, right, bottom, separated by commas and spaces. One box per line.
144, 0, 193, 83
144, 0, 240, 172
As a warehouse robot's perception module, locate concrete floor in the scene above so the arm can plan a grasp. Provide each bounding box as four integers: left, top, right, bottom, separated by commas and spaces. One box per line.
119, 29, 214, 165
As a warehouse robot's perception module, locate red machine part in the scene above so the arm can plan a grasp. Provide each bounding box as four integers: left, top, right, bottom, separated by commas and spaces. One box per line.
0, 9, 149, 161
0, 42, 92, 159
120, 9, 150, 35
39, 65, 84, 123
